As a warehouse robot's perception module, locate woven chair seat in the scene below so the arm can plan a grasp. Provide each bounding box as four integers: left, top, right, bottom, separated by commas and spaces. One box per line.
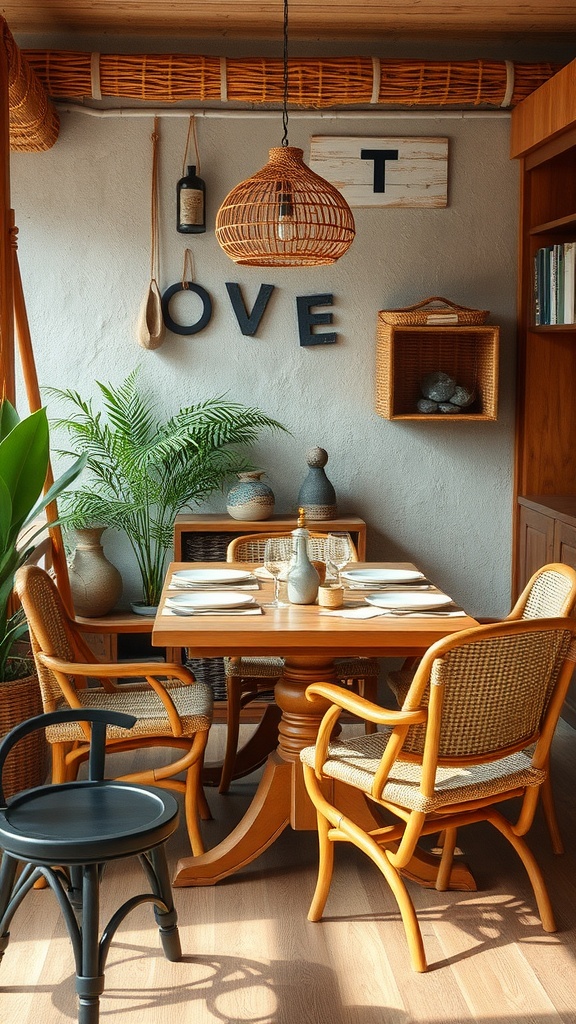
300, 731, 546, 814
224, 655, 283, 679
45, 682, 213, 742
223, 655, 379, 681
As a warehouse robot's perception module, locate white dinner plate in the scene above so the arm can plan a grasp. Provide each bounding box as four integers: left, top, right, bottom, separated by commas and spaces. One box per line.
172, 568, 253, 585
166, 591, 256, 611
365, 592, 453, 612
342, 568, 425, 585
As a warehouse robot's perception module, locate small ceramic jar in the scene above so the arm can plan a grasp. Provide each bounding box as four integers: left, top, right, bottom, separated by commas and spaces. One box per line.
317, 583, 344, 609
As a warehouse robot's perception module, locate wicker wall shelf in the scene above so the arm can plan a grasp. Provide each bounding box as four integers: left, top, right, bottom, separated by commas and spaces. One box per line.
375, 318, 499, 421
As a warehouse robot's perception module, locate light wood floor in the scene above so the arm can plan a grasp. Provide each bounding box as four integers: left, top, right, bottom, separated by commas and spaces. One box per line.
1, 718, 576, 1024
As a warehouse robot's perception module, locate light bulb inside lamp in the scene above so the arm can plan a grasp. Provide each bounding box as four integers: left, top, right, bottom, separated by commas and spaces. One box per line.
277, 191, 296, 242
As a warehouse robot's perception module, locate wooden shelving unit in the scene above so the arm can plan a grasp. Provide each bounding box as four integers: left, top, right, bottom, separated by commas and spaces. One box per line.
511, 58, 576, 724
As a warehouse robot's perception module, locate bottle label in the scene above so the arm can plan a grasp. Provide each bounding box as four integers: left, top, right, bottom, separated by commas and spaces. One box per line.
180, 189, 204, 225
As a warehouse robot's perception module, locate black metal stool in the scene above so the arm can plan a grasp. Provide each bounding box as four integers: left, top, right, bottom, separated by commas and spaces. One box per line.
0, 709, 182, 1024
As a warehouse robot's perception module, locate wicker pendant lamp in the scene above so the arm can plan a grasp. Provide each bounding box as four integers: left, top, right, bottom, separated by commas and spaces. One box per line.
215, 0, 355, 267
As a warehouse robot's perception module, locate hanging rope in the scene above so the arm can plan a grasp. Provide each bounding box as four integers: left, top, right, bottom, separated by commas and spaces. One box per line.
137, 116, 165, 350
150, 116, 160, 286
182, 114, 200, 174
181, 248, 195, 290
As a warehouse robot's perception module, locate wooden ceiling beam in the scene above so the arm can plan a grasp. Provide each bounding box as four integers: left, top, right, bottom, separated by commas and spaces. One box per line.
1, 1, 575, 40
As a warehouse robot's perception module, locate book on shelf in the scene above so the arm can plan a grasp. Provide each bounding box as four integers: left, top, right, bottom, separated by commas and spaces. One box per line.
564, 241, 576, 324
533, 242, 576, 326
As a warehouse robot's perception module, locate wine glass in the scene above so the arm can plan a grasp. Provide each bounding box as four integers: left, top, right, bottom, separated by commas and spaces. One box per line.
326, 531, 352, 586
263, 536, 292, 607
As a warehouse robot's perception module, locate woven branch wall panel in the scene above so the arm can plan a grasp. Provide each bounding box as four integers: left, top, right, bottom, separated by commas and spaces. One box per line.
22, 52, 562, 111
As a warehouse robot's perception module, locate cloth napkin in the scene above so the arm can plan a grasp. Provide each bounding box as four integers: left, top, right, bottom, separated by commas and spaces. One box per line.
319, 607, 466, 619
161, 604, 263, 617
168, 574, 260, 591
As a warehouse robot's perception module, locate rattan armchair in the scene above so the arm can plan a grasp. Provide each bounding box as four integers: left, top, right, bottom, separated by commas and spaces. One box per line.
218, 531, 379, 793
14, 564, 214, 856
301, 617, 576, 972
387, 562, 576, 853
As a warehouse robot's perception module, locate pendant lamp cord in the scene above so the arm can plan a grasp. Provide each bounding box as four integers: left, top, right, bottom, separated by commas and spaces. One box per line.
282, 0, 289, 146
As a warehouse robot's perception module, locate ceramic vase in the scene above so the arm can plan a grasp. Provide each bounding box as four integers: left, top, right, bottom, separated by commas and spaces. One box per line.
226, 471, 275, 521
297, 447, 337, 520
68, 527, 123, 617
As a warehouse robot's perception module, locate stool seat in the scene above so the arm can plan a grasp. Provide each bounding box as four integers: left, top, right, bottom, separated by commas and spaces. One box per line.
0, 709, 183, 1024
0, 779, 179, 863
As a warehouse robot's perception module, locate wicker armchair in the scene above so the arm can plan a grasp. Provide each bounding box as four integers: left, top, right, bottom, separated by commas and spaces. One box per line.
300, 617, 576, 972
14, 564, 214, 856
387, 562, 576, 852
219, 531, 379, 794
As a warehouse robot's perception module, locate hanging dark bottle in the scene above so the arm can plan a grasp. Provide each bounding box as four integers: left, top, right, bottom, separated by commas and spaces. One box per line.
177, 164, 206, 233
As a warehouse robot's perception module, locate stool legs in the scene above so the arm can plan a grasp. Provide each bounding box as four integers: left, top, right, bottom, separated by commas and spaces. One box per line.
148, 846, 182, 961
77, 864, 104, 1024
0, 847, 181, 1024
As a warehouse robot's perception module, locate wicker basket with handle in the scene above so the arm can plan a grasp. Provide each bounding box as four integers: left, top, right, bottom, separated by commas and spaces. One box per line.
379, 296, 489, 327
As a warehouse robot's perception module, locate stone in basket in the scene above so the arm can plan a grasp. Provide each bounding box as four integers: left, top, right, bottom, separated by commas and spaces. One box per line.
379, 296, 489, 326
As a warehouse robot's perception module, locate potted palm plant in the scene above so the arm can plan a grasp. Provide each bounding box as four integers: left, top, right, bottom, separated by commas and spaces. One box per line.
47, 370, 288, 610
0, 399, 85, 796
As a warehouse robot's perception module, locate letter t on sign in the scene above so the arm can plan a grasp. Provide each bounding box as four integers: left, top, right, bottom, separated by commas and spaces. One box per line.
297, 294, 337, 346
360, 149, 399, 193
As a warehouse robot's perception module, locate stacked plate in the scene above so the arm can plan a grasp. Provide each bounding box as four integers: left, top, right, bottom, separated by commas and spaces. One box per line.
171, 568, 253, 586
341, 568, 426, 586
341, 568, 453, 613
166, 591, 257, 613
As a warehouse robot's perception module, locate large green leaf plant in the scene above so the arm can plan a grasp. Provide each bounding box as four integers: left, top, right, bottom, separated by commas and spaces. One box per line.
47, 370, 288, 607
0, 400, 86, 682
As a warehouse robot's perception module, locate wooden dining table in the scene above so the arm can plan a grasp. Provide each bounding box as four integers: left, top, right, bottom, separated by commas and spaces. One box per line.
152, 561, 479, 888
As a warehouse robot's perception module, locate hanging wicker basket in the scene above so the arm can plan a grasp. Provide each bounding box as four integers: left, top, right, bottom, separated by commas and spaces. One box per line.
379, 296, 489, 327
0, 663, 47, 798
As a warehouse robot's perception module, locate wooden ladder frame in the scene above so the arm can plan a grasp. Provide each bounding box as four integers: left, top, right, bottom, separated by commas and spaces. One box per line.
0, 43, 72, 613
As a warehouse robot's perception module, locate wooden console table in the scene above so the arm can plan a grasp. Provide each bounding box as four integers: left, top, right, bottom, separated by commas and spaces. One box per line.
174, 512, 367, 562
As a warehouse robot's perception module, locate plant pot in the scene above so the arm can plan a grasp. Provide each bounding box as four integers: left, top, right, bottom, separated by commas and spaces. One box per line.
130, 601, 158, 617
0, 663, 48, 799
68, 527, 123, 617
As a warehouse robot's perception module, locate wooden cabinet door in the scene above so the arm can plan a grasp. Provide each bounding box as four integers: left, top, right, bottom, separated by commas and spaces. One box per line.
553, 519, 576, 570
552, 521, 576, 726
517, 506, 554, 592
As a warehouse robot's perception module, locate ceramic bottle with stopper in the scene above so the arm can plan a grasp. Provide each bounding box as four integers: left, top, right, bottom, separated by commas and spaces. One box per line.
286, 507, 320, 605
297, 447, 337, 520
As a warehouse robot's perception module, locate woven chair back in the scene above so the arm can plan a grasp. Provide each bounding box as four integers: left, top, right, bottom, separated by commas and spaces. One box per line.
227, 532, 358, 564
401, 619, 576, 763
14, 565, 93, 711
515, 563, 576, 619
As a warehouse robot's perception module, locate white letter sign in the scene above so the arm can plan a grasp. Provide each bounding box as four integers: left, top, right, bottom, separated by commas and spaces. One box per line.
309, 136, 448, 208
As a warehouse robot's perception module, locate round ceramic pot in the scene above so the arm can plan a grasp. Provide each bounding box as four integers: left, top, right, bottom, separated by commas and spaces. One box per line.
68, 527, 123, 617
226, 471, 275, 521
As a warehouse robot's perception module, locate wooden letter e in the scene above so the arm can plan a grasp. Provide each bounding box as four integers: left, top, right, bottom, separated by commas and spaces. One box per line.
297, 293, 337, 346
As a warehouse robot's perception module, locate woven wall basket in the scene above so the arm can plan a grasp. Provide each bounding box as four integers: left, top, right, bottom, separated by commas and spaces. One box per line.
1, 19, 59, 152
0, 667, 48, 798
380, 296, 489, 326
